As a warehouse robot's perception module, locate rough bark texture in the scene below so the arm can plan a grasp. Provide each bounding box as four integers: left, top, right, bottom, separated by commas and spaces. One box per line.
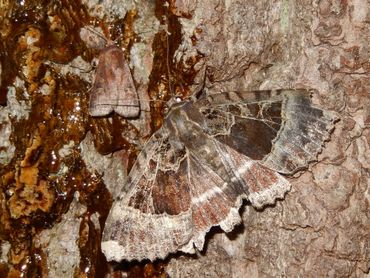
0, 0, 369, 277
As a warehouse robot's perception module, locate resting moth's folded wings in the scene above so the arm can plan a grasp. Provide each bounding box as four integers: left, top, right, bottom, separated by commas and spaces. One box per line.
89, 45, 140, 118
102, 130, 290, 262
101, 89, 337, 262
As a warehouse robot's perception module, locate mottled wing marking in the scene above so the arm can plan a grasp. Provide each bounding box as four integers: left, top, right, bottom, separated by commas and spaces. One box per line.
198, 90, 283, 160
89, 45, 140, 117
198, 89, 337, 174
102, 130, 194, 261
182, 139, 291, 252
102, 95, 292, 261
102, 130, 290, 261
102, 88, 337, 262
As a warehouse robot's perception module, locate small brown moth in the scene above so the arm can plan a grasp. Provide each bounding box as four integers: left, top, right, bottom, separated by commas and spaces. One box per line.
81, 27, 140, 118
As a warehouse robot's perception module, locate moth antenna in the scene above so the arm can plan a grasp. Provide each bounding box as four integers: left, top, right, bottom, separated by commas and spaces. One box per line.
47, 60, 94, 74
78, 67, 94, 74
110, 30, 151, 47
159, 4, 178, 101
69, 63, 94, 73
165, 26, 175, 98
161, 4, 201, 102
192, 66, 209, 100
84, 25, 108, 44
82, 24, 158, 50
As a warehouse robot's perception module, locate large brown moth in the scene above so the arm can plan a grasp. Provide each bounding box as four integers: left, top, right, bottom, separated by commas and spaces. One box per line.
101, 88, 337, 262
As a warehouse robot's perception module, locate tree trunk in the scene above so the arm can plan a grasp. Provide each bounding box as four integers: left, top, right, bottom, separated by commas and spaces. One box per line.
0, 0, 369, 277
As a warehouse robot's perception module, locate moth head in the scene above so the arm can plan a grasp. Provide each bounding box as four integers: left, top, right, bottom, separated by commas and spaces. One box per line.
163, 96, 183, 114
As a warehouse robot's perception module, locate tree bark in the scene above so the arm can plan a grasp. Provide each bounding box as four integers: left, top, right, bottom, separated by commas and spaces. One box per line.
0, 0, 369, 277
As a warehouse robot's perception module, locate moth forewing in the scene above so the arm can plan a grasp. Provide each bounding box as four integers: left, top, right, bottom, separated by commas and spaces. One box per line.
89, 44, 140, 118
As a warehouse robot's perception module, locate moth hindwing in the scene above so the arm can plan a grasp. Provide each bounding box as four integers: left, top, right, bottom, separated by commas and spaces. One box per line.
101, 89, 337, 262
